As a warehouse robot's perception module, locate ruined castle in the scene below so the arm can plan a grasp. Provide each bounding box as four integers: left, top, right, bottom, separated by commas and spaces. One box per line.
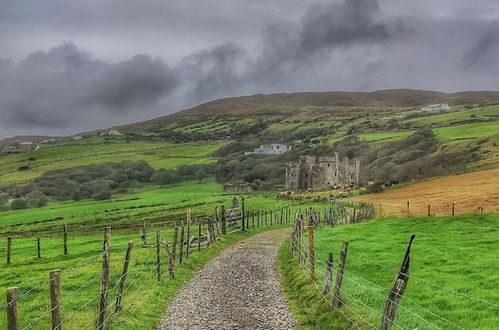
285, 153, 360, 191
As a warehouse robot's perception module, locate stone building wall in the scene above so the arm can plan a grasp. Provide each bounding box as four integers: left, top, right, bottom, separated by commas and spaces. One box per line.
285, 153, 360, 191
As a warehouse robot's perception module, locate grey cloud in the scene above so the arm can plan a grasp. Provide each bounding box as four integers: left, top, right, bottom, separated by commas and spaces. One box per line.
0, 42, 178, 130
462, 21, 499, 69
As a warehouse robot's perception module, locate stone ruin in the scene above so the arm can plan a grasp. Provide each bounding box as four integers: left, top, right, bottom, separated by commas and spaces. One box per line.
285, 153, 360, 191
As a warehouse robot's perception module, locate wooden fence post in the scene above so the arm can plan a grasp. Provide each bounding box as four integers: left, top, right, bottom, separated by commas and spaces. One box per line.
241, 197, 245, 231
333, 241, 349, 308
7, 236, 12, 264
197, 222, 202, 251
380, 235, 416, 330
156, 230, 161, 282
406, 201, 410, 217
179, 226, 185, 264
452, 202, 455, 216
37, 237, 41, 258
186, 209, 192, 257
427, 204, 431, 216
98, 226, 111, 330
170, 228, 178, 279
221, 205, 227, 235
115, 241, 134, 312
308, 225, 315, 281
63, 224, 68, 255
6, 287, 19, 330
322, 252, 333, 295
49, 269, 62, 329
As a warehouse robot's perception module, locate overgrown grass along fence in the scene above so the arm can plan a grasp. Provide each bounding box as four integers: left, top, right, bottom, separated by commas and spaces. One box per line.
1, 196, 314, 329
289, 209, 499, 329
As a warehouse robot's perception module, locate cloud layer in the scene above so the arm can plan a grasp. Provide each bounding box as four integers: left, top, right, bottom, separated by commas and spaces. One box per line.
0, 0, 498, 138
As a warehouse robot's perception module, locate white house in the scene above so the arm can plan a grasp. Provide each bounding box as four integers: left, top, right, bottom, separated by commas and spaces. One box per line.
421, 104, 450, 111
244, 143, 291, 155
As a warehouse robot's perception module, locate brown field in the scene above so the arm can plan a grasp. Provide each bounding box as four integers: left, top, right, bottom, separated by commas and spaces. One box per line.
356, 168, 499, 217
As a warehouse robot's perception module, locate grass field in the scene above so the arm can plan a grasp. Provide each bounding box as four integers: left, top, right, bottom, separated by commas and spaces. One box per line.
404, 105, 499, 127
433, 120, 499, 142
357, 131, 414, 143
0, 221, 292, 329
0, 138, 222, 185
356, 168, 499, 217
0, 181, 308, 237
283, 214, 499, 329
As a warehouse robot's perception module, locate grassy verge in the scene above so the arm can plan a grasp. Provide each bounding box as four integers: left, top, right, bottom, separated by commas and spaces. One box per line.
278, 240, 362, 329
0, 223, 291, 329
292, 214, 499, 329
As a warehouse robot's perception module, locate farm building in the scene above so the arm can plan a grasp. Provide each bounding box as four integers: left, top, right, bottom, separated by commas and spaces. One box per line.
244, 143, 291, 155
285, 153, 360, 191
421, 104, 450, 111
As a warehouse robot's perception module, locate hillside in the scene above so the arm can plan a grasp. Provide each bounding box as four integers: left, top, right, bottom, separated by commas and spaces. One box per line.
356, 167, 499, 217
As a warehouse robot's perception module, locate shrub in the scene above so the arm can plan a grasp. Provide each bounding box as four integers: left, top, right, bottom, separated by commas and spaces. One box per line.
366, 182, 384, 194
0, 192, 9, 205
25, 190, 49, 208
10, 198, 27, 210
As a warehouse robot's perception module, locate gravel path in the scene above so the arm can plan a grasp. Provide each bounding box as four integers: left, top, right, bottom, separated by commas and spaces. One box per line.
157, 228, 297, 330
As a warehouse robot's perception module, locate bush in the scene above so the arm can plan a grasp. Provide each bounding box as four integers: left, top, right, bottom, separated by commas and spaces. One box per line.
25, 190, 49, 208
0, 192, 8, 205
366, 182, 384, 194
10, 198, 27, 210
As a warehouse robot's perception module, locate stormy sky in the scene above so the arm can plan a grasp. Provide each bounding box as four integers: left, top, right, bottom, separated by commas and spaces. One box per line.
1, 0, 498, 138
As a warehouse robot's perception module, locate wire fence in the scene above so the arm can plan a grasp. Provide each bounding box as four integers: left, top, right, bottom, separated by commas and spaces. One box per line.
1, 197, 299, 329
289, 209, 497, 330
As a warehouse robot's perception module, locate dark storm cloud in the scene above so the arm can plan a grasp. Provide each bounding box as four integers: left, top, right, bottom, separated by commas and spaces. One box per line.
462, 21, 499, 69
0, 42, 178, 129
1, 0, 499, 138
251, 0, 413, 85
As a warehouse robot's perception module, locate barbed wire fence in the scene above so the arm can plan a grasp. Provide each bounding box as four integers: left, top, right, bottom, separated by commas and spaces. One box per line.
1, 196, 303, 329
289, 207, 498, 330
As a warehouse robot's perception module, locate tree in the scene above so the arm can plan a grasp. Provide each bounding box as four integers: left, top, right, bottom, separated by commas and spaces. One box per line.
25, 190, 49, 208
10, 198, 27, 210
0, 192, 9, 205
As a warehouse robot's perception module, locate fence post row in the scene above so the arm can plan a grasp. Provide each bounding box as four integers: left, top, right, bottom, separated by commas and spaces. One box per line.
179, 225, 185, 264
380, 234, 416, 330
37, 237, 41, 259
98, 226, 111, 330
241, 197, 245, 231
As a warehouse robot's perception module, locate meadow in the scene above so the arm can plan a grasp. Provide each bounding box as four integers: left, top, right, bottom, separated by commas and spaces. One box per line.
0, 220, 293, 329
281, 213, 499, 329
0, 138, 222, 185
356, 167, 499, 217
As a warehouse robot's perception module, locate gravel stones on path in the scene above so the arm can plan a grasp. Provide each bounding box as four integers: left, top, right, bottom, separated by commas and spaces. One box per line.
157, 228, 297, 330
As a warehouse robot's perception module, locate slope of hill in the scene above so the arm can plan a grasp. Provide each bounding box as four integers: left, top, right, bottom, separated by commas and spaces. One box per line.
356, 168, 499, 217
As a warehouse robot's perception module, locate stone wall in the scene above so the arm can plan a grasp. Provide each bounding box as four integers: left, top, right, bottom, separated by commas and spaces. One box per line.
285, 153, 360, 191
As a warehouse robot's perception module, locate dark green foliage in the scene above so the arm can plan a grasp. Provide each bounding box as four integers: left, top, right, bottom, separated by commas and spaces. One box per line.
10, 198, 27, 210
35, 160, 154, 201
0, 192, 8, 205
365, 182, 384, 194
24, 190, 49, 208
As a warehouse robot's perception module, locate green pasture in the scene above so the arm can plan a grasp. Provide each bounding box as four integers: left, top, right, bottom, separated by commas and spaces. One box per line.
287, 214, 499, 329
0, 221, 292, 329
0, 140, 222, 185
433, 120, 499, 142
405, 105, 499, 127
357, 130, 414, 143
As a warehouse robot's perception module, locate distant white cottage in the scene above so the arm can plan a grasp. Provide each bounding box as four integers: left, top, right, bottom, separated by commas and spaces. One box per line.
100, 129, 123, 136
421, 104, 450, 111
244, 143, 291, 155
